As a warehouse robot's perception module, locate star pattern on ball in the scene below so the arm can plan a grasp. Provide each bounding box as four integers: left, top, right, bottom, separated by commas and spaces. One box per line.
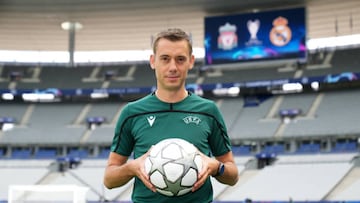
145, 138, 201, 197
148, 150, 172, 175
163, 175, 191, 196
173, 147, 199, 175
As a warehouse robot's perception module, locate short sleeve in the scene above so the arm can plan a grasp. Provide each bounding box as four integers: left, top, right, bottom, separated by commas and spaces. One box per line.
110, 104, 134, 156
207, 102, 232, 157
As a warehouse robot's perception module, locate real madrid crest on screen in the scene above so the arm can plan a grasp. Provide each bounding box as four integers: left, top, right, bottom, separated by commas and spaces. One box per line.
269, 16, 292, 47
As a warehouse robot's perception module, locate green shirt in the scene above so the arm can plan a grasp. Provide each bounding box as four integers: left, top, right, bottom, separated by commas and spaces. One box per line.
111, 92, 231, 203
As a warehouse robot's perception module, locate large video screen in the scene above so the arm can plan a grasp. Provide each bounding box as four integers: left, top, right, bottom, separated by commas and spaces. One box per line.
204, 7, 306, 65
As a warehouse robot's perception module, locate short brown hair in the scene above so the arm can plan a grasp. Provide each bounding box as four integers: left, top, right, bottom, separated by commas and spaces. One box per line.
152, 28, 193, 56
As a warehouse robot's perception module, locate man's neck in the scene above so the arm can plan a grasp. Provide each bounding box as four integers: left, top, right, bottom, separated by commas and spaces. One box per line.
155, 88, 188, 103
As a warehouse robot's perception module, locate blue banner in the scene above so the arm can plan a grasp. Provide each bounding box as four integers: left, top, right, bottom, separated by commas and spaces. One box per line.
0, 72, 359, 98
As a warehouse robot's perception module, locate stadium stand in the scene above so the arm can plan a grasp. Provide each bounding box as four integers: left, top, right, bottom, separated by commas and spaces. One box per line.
282, 89, 360, 138
228, 96, 282, 140
224, 162, 353, 201
1, 45, 360, 201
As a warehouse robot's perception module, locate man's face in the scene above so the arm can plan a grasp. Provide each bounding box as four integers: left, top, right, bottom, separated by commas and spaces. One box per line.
150, 38, 194, 92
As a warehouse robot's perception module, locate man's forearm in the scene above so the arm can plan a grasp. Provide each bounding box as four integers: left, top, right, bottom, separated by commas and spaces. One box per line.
104, 161, 135, 189
214, 162, 239, 186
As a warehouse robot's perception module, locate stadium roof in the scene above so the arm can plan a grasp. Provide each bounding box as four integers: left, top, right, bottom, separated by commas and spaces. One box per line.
0, 0, 305, 51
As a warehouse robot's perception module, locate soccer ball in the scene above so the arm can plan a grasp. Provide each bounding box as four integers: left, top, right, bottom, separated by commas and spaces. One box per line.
144, 138, 203, 196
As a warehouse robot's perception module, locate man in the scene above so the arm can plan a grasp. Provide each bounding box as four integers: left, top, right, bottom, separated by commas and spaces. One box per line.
104, 28, 238, 203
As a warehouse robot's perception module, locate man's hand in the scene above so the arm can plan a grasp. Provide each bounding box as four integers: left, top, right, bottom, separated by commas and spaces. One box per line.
104, 149, 156, 192
192, 152, 219, 192
133, 149, 156, 192
191, 150, 239, 191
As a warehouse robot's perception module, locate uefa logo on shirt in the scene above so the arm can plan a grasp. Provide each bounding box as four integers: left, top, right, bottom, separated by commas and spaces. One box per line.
182, 116, 201, 125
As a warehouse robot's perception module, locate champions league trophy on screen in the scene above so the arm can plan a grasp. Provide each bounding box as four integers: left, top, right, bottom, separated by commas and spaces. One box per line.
246, 19, 262, 45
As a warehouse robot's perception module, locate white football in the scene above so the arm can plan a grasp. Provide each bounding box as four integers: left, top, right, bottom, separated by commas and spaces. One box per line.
144, 138, 203, 196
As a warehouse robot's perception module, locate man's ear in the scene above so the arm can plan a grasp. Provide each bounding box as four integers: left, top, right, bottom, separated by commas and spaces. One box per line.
150, 54, 155, 70
189, 55, 195, 70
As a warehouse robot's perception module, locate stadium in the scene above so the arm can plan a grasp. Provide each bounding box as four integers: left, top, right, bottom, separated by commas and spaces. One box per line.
0, 0, 360, 202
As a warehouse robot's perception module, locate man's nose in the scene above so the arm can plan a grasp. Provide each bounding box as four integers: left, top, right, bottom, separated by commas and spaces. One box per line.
169, 59, 177, 70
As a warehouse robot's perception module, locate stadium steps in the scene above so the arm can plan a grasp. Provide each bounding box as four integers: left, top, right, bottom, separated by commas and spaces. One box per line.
82, 66, 102, 82
102, 80, 110, 88
269, 91, 325, 138
293, 68, 304, 78
264, 95, 283, 119
20, 66, 41, 83
35, 171, 63, 185
110, 103, 125, 125
323, 166, 360, 200
67, 170, 103, 197
110, 182, 134, 201
8, 81, 16, 89
263, 95, 285, 137
72, 104, 92, 126
323, 51, 334, 65
0, 66, 5, 82
196, 76, 204, 84
20, 104, 35, 126
112, 65, 136, 82
80, 129, 92, 143
273, 122, 286, 138
305, 92, 324, 119
215, 169, 260, 200
125, 65, 136, 78
306, 50, 334, 69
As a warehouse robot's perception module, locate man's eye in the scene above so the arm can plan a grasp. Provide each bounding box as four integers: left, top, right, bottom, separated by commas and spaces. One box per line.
177, 57, 186, 62
161, 57, 169, 61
